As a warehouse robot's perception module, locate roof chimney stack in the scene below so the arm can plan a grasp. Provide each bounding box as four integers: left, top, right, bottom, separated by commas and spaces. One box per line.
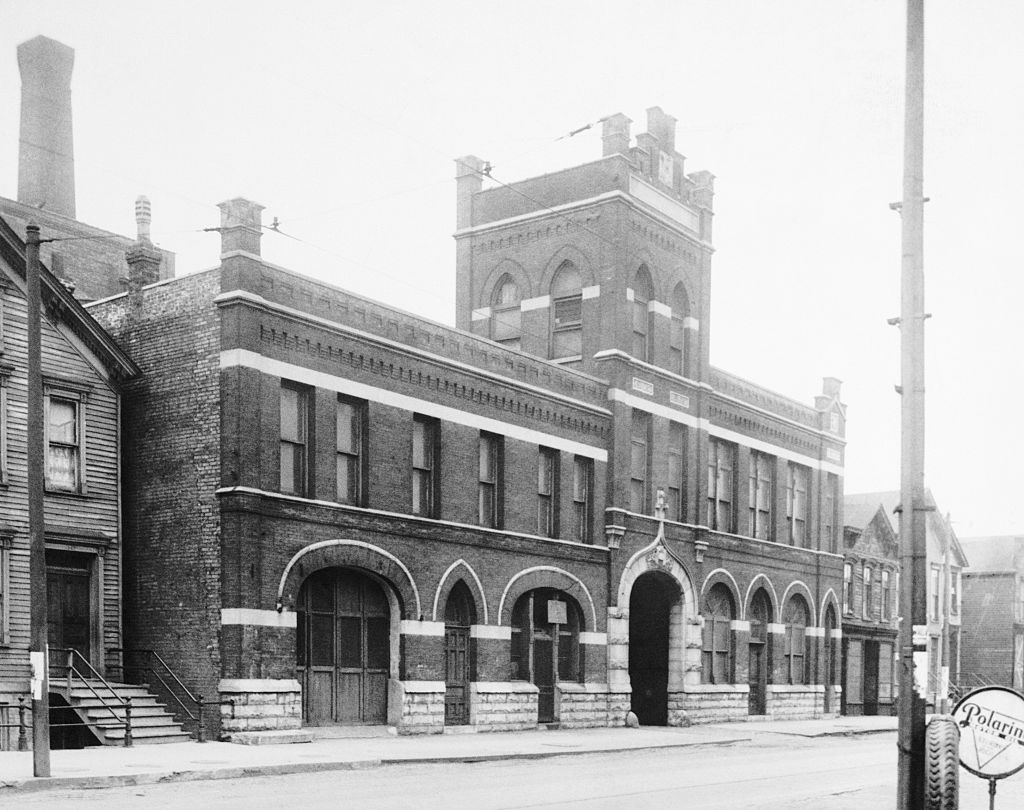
217, 198, 264, 257
601, 113, 632, 157
126, 195, 162, 298
17, 36, 76, 218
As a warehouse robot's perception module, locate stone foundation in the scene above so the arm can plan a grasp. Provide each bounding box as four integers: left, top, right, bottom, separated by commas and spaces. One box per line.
555, 682, 611, 728
672, 684, 750, 724
219, 678, 301, 737
766, 684, 824, 719
389, 680, 445, 735
469, 681, 538, 731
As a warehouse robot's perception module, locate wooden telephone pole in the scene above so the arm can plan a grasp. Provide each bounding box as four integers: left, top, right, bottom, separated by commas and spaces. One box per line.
896, 0, 927, 807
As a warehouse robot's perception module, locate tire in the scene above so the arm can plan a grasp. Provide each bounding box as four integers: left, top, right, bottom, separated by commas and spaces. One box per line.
925, 714, 960, 809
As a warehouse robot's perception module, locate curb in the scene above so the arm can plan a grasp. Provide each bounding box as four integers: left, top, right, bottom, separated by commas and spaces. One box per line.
0, 734, 750, 794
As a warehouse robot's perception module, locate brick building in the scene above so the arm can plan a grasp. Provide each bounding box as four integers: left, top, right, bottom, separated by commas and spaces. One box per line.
82, 106, 848, 738
0, 214, 139, 746
845, 490, 966, 710
840, 498, 899, 715
958, 536, 1024, 693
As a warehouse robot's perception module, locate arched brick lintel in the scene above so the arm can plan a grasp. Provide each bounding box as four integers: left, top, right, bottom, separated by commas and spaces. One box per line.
497, 566, 597, 631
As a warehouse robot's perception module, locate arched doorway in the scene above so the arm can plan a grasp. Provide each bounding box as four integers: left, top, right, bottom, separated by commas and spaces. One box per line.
823, 604, 837, 713
444, 581, 476, 725
296, 568, 390, 725
629, 572, 680, 725
748, 588, 772, 715
511, 588, 583, 723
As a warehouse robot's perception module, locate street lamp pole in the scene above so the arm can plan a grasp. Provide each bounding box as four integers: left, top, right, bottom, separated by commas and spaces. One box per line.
896, 0, 927, 807
26, 223, 51, 777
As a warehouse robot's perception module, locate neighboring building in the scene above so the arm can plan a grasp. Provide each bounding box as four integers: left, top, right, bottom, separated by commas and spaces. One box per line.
844, 490, 967, 710
0, 214, 139, 747
840, 499, 899, 715
959, 535, 1024, 693
86, 106, 847, 739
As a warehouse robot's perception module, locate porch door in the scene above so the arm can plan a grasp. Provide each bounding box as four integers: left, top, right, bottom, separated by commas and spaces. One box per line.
297, 568, 389, 725
748, 590, 770, 715
46, 551, 92, 673
864, 640, 880, 716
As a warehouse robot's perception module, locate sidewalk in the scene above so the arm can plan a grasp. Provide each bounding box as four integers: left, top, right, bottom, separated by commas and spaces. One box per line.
0, 715, 897, 794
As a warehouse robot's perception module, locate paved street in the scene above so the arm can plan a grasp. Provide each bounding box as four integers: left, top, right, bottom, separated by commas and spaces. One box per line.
14, 731, 1024, 809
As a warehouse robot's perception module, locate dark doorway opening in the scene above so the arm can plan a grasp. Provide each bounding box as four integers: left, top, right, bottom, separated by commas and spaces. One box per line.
296, 568, 390, 725
864, 640, 880, 716
629, 572, 679, 725
47, 550, 93, 677
444, 581, 476, 725
748, 588, 771, 715
823, 605, 837, 714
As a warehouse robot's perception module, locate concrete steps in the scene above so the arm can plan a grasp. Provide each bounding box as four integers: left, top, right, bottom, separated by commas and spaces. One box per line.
62, 680, 193, 745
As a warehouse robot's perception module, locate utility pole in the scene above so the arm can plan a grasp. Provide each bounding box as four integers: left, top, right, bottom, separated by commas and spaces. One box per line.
896, 1, 926, 808
26, 223, 51, 777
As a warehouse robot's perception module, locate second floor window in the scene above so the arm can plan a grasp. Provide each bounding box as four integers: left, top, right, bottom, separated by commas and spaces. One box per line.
631, 266, 653, 363
667, 423, 685, 522
843, 562, 853, 614
550, 261, 583, 360
950, 569, 960, 616
930, 566, 941, 620
280, 382, 310, 497
537, 447, 559, 537
786, 463, 809, 547
336, 396, 366, 505
707, 438, 735, 532
572, 456, 592, 543
478, 432, 502, 528
823, 473, 838, 553
863, 565, 874, 620
491, 275, 522, 349
881, 569, 891, 620
630, 410, 651, 513
412, 416, 439, 518
46, 392, 83, 492
748, 451, 774, 540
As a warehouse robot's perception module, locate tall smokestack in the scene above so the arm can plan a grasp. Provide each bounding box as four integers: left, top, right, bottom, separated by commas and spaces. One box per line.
18, 36, 76, 218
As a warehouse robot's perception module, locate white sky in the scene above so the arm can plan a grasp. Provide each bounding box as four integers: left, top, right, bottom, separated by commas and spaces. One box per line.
2, 0, 1021, 538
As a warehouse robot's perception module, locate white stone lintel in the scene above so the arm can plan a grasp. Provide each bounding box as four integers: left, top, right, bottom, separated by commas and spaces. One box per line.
730, 620, 751, 632
767, 623, 787, 634
556, 682, 610, 694
582, 285, 600, 300
400, 620, 445, 636
579, 632, 608, 645
471, 681, 539, 694
683, 316, 700, 330
471, 625, 512, 640
521, 295, 550, 311
221, 608, 296, 628
396, 680, 446, 693
471, 307, 492, 321
649, 300, 672, 318
219, 678, 301, 694
805, 627, 825, 637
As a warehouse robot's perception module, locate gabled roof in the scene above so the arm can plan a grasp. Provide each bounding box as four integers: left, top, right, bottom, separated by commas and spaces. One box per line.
960, 536, 1024, 574
0, 214, 139, 383
844, 489, 968, 568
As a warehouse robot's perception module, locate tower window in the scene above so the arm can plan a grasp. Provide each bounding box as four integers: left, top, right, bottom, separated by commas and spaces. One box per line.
550, 262, 582, 360
491, 275, 522, 349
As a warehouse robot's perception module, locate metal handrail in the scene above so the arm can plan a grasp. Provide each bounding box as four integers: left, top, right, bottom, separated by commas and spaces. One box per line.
112, 648, 206, 741
51, 647, 133, 747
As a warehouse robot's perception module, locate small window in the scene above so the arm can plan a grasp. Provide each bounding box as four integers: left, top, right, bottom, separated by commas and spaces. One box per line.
843, 562, 853, 614
881, 569, 891, 620
706, 439, 735, 532
950, 569, 960, 616
45, 390, 87, 493
670, 284, 689, 377
479, 432, 503, 528
412, 416, 440, 518
571, 456, 592, 543
537, 447, 559, 537
748, 451, 774, 540
930, 566, 941, 620
863, 565, 874, 620
786, 463, 809, 546
336, 396, 366, 505
822, 473, 838, 553
629, 410, 651, 513
280, 382, 310, 497
631, 266, 653, 363
667, 423, 685, 521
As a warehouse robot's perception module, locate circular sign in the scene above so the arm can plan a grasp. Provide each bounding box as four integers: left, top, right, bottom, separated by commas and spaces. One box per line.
952, 685, 1024, 780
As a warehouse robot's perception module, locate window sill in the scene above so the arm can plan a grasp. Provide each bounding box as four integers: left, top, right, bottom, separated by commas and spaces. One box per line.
45, 488, 90, 499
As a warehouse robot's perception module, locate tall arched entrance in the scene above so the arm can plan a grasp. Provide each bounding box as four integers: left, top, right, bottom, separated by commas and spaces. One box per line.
296, 568, 390, 725
444, 581, 476, 726
629, 571, 680, 725
748, 588, 772, 715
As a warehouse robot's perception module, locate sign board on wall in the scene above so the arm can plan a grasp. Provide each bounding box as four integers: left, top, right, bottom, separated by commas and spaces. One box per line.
952, 686, 1024, 780
547, 600, 567, 625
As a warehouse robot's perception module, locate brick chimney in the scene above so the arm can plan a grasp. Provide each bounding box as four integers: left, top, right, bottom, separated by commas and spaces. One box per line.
601, 113, 632, 157
125, 196, 161, 314
646, 107, 676, 154
18, 36, 76, 218
217, 198, 264, 256
455, 155, 485, 231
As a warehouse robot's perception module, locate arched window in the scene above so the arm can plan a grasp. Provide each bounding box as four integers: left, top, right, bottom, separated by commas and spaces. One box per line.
511, 588, 583, 722
550, 262, 583, 360
783, 594, 811, 685
491, 275, 522, 349
670, 283, 690, 376
701, 584, 735, 684
631, 266, 654, 362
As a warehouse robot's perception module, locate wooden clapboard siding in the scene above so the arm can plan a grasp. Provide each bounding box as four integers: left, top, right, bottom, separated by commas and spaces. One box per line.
0, 265, 124, 684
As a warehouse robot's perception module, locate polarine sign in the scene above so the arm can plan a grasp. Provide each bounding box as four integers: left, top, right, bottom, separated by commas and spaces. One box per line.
952, 686, 1024, 779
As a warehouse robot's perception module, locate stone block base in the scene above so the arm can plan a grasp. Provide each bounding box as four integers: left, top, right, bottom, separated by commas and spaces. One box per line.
469, 681, 538, 731
219, 678, 301, 737
673, 685, 750, 724
389, 680, 445, 735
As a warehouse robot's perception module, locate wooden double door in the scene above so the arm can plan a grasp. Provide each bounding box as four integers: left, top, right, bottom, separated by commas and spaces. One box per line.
47, 551, 93, 673
297, 568, 389, 725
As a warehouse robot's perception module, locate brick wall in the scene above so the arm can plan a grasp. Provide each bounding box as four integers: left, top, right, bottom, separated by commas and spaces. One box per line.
961, 573, 1015, 685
